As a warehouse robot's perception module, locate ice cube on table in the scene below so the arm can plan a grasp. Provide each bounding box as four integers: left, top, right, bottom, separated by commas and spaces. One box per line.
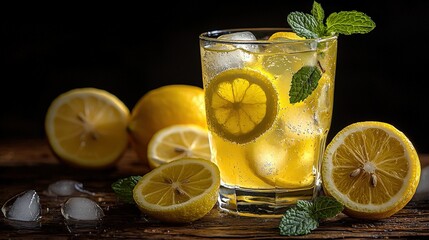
202, 31, 259, 79
2, 190, 41, 222
46, 180, 95, 197
61, 197, 104, 221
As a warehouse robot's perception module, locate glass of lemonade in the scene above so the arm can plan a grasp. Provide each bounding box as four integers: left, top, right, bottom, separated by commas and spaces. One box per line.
199, 28, 338, 217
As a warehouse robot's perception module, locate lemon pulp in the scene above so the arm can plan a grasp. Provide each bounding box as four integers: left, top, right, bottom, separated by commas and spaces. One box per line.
322, 121, 421, 219
147, 124, 211, 169
45, 88, 129, 168
205, 68, 278, 144
133, 158, 220, 223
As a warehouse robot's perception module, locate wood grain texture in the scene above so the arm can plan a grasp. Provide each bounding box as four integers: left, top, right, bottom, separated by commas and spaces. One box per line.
0, 139, 428, 239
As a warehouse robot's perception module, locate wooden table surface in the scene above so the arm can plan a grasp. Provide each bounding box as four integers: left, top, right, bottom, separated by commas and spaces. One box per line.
0, 139, 428, 239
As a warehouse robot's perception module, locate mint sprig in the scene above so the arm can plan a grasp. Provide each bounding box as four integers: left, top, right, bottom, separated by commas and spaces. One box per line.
287, 1, 376, 38
286, 1, 375, 104
111, 176, 141, 204
279, 196, 344, 236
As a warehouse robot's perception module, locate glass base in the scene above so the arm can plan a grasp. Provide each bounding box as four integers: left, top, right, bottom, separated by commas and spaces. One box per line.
218, 184, 321, 217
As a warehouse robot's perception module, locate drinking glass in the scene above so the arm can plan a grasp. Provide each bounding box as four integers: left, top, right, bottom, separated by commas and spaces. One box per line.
199, 28, 338, 217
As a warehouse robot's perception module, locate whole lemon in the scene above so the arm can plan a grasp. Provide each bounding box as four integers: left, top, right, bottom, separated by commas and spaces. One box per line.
128, 84, 207, 165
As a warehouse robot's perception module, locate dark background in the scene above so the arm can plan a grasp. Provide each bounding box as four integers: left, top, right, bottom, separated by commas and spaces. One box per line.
2, 0, 428, 153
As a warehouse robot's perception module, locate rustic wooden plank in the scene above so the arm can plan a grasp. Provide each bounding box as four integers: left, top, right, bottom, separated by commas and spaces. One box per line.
0, 139, 428, 239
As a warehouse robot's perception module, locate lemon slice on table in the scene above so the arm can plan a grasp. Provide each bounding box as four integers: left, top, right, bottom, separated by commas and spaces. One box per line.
322, 121, 421, 220
133, 158, 220, 223
45, 88, 130, 169
205, 68, 278, 144
147, 124, 211, 169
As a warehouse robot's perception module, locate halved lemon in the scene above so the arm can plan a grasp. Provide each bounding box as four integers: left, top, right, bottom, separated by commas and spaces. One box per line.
147, 124, 211, 169
322, 121, 421, 219
133, 158, 220, 223
205, 68, 278, 144
45, 88, 130, 169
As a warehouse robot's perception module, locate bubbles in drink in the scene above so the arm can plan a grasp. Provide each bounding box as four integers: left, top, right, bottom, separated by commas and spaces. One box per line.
45, 180, 95, 197
61, 197, 104, 221
1, 190, 41, 222
262, 50, 317, 77
281, 107, 321, 138
246, 138, 287, 187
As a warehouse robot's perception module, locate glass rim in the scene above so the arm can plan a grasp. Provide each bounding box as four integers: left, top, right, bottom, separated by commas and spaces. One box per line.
199, 27, 338, 44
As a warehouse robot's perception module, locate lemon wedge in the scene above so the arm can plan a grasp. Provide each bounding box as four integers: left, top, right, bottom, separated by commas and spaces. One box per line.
133, 158, 220, 223
205, 68, 278, 144
322, 121, 421, 219
45, 88, 129, 169
147, 124, 211, 169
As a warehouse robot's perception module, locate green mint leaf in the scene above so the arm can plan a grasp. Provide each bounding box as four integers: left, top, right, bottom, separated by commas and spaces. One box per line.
296, 199, 314, 210
289, 65, 322, 103
311, 1, 326, 35
311, 1, 325, 24
313, 196, 344, 219
326, 11, 376, 35
287, 11, 321, 39
278, 196, 344, 236
279, 206, 318, 236
111, 176, 141, 204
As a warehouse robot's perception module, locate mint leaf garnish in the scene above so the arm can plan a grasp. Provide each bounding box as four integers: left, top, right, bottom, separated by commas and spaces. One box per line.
287, 1, 376, 38
279, 196, 344, 236
279, 206, 318, 236
313, 196, 344, 219
287, 1, 375, 103
326, 11, 376, 35
289, 65, 322, 104
111, 176, 141, 204
311, 1, 324, 25
287, 12, 321, 39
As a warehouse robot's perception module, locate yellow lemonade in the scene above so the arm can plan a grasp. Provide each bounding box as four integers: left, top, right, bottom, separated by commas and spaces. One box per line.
199, 28, 337, 216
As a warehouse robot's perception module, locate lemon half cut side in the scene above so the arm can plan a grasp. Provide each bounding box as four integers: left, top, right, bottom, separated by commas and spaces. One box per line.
45, 88, 130, 169
133, 158, 220, 223
322, 121, 420, 219
147, 124, 211, 169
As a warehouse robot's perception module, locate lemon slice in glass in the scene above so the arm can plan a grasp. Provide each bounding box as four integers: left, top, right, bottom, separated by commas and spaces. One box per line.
147, 124, 211, 169
45, 88, 130, 169
322, 121, 421, 219
268, 32, 306, 41
205, 68, 278, 144
133, 158, 220, 223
